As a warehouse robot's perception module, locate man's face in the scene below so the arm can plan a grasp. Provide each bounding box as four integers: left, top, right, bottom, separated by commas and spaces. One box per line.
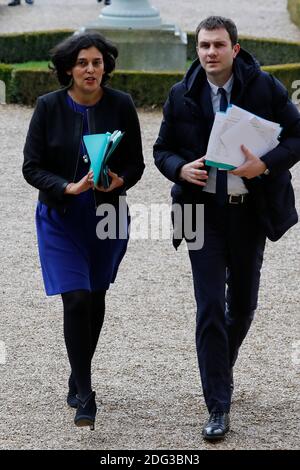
196, 27, 240, 84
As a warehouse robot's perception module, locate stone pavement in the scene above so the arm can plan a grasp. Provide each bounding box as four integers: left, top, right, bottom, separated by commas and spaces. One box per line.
0, 0, 300, 41
0, 104, 299, 450
0, 0, 299, 453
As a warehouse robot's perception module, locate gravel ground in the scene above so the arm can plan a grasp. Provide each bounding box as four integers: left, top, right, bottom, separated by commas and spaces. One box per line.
0, 0, 299, 452
0, 104, 299, 450
0, 0, 299, 41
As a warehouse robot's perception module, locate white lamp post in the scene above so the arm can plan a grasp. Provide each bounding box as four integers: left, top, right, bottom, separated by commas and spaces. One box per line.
99, 0, 162, 29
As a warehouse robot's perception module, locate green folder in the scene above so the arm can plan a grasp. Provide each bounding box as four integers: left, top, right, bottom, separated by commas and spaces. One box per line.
83, 131, 124, 188
205, 160, 236, 170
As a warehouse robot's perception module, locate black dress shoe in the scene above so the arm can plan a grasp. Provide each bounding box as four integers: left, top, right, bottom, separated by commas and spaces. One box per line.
8, 0, 21, 6
202, 412, 230, 441
67, 373, 79, 409
74, 391, 97, 430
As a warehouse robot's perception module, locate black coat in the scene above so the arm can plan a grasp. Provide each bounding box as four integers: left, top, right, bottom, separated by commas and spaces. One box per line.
23, 87, 145, 212
153, 49, 300, 242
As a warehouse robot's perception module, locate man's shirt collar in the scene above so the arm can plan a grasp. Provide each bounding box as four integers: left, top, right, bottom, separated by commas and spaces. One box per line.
207, 75, 234, 96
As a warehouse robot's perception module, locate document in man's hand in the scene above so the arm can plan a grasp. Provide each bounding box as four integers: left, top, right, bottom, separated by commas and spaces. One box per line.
205, 105, 281, 169
83, 131, 124, 188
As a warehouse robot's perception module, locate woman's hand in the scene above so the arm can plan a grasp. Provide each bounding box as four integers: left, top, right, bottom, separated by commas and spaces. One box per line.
96, 169, 124, 192
64, 170, 94, 195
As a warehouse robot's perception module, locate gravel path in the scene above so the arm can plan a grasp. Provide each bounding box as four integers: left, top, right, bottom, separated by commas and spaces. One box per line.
0, 0, 299, 451
0, 104, 299, 450
0, 0, 299, 41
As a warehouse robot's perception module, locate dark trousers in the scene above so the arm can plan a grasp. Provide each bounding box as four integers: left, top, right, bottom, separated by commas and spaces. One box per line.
188, 196, 266, 413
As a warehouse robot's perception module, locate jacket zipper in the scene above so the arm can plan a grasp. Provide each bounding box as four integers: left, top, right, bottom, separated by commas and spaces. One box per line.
72, 115, 83, 184
63, 113, 83, 215
86, 108, 97, 210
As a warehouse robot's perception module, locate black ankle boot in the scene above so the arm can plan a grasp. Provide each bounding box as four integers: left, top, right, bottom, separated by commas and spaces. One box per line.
67, 373, 79, 408
74, 391, 97, 430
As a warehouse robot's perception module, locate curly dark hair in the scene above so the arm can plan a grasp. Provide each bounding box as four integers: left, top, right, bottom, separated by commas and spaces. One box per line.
49, 32, 118, 86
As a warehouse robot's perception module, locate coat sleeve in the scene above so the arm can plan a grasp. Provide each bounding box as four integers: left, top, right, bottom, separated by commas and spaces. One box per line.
117, 94, 145, 190
22, 97, 70, 200
260, 75, 300, 174
153, 88, 188, 183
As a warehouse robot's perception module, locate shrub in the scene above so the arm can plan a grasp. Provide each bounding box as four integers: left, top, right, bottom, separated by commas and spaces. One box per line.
287, 0, 300, 28
0, 30, 72, 64
187, 32, 300, 65
1, 65, 299, 107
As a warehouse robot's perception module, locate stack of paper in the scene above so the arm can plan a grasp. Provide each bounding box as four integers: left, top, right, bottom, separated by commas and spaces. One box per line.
83, 131, 124, 188
205, 105, 281, 170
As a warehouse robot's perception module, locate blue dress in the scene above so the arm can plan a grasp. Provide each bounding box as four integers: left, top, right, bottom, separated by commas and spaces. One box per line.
35, 96, 129, 295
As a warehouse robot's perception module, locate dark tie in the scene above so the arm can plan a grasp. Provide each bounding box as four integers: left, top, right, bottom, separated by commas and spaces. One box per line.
216, 87, 228, 205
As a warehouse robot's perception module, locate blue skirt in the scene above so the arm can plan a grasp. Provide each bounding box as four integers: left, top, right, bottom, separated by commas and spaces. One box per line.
35, 191, 129, 296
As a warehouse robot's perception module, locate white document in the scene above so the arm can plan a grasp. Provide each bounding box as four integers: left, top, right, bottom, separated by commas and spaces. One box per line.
205, 105, 281, 169
205, 113, 228, 164
220, 117, 278, 167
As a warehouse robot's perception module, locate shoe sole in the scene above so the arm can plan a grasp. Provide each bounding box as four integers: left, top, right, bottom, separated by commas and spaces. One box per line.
75, 418, 95, 430
202, 428, 229, 442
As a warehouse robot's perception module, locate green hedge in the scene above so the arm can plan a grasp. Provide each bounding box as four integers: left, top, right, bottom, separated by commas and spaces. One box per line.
0, 29, 299, 106
0, 29, 299, 67
2, 68, 183, 107
288, 0, 300, 28
111, 70, 183, 107
238, 36, 300, 66
0, 30, 72, 64
187, 32, 300, 65
9, 69, 58, 105
0, 64, 13, 85
263, 63, 300, 92
1, 64, 299, 107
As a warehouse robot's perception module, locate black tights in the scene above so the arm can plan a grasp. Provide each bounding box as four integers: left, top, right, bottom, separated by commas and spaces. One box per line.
61, 289, 106, 401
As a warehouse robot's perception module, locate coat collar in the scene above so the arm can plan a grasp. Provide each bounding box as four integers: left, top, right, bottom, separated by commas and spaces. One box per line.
183, 47, 260, 105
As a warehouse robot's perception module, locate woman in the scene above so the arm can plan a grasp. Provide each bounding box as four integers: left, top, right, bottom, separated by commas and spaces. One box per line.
23, 32, 144, 430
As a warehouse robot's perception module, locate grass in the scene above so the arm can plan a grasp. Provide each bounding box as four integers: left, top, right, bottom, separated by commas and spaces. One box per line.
12, 61, 49, 70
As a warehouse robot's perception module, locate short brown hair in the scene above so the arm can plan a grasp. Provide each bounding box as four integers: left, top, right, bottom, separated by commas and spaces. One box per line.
195, 16, 238, 47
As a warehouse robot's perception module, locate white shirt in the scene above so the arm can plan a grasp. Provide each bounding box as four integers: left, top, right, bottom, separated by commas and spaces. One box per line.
203, 76, 248, 195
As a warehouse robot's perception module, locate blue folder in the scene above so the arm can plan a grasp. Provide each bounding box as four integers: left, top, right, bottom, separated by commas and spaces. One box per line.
83, 131, 124, 188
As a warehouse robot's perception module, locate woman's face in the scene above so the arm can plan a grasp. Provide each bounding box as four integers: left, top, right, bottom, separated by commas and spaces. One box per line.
68, 46, 105, 96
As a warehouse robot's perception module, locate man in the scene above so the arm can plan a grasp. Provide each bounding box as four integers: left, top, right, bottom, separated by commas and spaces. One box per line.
153, 16, 300, 441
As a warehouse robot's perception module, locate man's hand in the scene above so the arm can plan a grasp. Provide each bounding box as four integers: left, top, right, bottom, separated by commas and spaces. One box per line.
64, 170, 94, 195
96, 169, 124, 192
230, 145, 267, 179
179, 157, 208, 186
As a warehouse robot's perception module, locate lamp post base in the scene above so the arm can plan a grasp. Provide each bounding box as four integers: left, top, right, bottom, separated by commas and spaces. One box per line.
98, 0, 162, 29
80, 23, 187, 72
